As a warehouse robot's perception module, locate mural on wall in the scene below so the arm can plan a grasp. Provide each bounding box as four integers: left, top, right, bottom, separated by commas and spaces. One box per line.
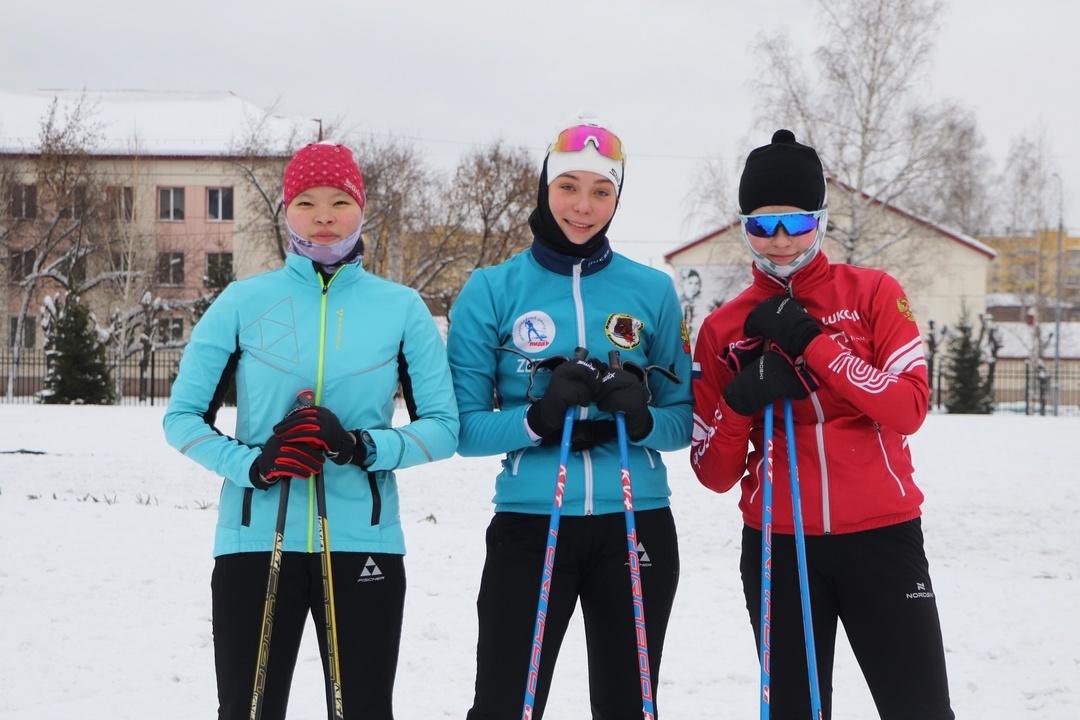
676, 265, 752, 346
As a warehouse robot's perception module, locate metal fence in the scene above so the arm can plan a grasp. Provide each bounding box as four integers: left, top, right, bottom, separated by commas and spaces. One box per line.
2, 347, 1079, 416
1, 348, 186, 406
929, 359, 1080, 416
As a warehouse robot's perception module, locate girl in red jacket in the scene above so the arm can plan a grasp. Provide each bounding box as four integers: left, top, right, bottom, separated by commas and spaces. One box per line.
691, 130, 954, 720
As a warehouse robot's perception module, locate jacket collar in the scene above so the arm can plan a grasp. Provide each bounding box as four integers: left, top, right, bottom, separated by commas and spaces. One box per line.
283, 253, 366, 288
529, 236, 614, 277
751, 250, 830, 295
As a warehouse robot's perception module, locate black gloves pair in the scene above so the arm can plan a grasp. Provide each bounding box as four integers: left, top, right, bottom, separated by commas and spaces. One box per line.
251, 404, 366, 489
720, 294, 822, 417
526, 355, 654, 447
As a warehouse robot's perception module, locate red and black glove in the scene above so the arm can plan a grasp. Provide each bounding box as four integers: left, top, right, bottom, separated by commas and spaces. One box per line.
273, 405, 358, 465
526, 356, 602, 443
744, 295, 822, 358
722, 352, 819, 417
249, 434, 324, 489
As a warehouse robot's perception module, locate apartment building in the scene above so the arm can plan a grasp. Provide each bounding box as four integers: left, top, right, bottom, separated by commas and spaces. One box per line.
1, 89, 309, 350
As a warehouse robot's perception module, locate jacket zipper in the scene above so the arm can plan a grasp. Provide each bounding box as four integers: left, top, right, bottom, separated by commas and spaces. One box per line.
307, 269, 337, 553
570, 262, 596, 515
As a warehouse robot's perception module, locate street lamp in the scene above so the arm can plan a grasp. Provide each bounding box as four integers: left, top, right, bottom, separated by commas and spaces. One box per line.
1052, 173, 1064, 416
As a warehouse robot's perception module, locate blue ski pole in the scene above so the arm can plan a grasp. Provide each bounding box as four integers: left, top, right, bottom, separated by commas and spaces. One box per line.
759, 402, 776, 720
783, 397, 823, 720
608, 351, 655, 720
521, 347, 587, 720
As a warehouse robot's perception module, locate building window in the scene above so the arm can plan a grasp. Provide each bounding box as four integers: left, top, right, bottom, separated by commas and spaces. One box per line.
107, 186, 134, 221
158, 187, 185, 221
6, 184, 37, 219
1066, 249, 1080, 289
157, 317, 184, 343
58, 186, 88, 220
9, 249, 34, 282
207, 187, 234, 221
9, 316, 35, 348
206, 252, 233, 288
157, 252, 185, 285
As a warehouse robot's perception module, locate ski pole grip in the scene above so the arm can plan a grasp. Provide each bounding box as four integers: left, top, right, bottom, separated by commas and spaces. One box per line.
573, 347, 589, 362
607, 350, 621, 370
297, 389, 315, 407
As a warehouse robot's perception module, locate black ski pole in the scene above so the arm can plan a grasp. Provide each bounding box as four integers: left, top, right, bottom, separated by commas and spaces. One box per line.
291, 387, 346, 720
249, 391, 313, 720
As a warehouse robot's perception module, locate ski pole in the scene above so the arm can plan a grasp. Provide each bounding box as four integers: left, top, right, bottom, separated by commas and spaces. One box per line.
759, 402, 776, 720
521, 347, 587, 720
303, 388, 345, 720
783, 397, 823, 720
249, 391, 316, 720
608, 350, 655, 720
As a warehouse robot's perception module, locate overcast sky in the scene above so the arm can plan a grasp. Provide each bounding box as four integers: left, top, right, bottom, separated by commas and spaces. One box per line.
3, 0, 1077, 266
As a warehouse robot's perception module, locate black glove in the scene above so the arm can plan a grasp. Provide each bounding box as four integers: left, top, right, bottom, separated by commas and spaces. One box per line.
722, 352, 819, 417
526, 356, 602, 442
539, 419, 617, 452
596, 366, 654, 440
250, 434, 325, 489
744, 295, 822, 358
720, 336, 765, 374
273, 405, 358, 465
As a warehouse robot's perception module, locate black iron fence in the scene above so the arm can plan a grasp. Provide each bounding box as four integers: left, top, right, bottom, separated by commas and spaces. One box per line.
1, 348, 186, 406
3, 347, 1079, 416
929, 358, 1080, 416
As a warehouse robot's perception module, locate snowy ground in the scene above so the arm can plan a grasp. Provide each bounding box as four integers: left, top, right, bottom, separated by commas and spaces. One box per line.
0, 405, 1077, 719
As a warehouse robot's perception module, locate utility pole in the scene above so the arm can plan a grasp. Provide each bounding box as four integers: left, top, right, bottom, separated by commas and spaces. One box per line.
1052, 173, 1063, 416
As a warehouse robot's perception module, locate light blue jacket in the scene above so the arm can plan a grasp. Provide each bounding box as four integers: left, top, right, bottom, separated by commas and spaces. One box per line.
163, 254, 458, 556
446, 240, 693, 516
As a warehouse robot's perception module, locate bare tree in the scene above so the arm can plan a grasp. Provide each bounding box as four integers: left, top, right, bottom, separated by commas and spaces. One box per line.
448, 142, 536, 272
3, 95, 107, 400
227, 108, 320, 265
752, 0, 996, 266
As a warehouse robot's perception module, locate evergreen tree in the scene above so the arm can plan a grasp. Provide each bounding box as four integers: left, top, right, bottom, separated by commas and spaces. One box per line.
41, 293, 115, 405
941, 306, 994, 414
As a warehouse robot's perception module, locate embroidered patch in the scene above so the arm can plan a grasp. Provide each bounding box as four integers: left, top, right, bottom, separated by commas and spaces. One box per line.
896, 297, 915, 322
605, 313, 644, 350
512, 311, 555, 352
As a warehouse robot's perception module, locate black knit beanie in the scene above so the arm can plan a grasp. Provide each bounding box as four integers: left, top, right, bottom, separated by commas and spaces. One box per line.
738, 129, 826, 214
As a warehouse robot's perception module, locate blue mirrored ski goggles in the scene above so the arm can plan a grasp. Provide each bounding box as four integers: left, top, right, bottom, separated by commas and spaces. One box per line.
739, 209, 826, 238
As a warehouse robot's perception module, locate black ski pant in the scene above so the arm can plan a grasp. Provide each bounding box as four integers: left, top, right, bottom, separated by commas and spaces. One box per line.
212, 550, 406, 720
740, 519, 954, 720
466, 508, 680, 720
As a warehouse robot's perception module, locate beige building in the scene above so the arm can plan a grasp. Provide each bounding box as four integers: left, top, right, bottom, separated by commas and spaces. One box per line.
2, 89, 307, 351
978, 229, 1080, 322
665, 178, 997, 348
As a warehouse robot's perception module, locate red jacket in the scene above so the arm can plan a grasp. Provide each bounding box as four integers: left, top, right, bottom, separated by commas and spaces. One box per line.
690, 252, 930, 535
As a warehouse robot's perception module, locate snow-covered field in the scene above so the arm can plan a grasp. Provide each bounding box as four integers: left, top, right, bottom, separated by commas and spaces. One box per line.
1, 405, 1076, 719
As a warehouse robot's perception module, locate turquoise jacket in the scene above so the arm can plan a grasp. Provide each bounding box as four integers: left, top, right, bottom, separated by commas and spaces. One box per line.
163, 254, 458, 557
447, 240, 693, 516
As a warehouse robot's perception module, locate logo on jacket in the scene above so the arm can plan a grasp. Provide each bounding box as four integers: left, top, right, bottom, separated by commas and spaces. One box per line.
605, 313, 643, 350
896, 297, 916, 322
513, 311, 555, 352
239, 297, 299, 363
